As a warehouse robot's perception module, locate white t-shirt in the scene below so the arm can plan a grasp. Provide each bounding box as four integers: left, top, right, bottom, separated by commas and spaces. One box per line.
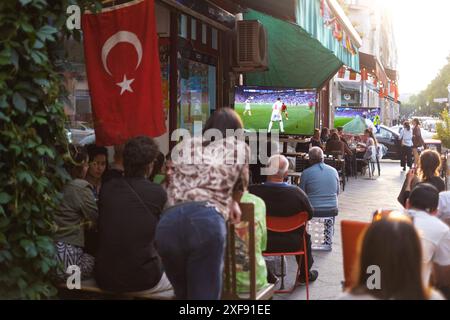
438, 191, 450, 221
400, 128, 413, 147
407, 209, 450, 285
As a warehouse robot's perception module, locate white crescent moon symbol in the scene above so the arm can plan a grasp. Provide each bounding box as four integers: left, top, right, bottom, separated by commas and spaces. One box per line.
101, 31, 142, 76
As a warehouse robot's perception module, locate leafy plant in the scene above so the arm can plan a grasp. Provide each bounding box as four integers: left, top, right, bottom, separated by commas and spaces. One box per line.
0, 0, 101, 299
437, 109, 450, 149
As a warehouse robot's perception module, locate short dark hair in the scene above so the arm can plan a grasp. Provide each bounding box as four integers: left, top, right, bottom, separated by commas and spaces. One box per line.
86, 144, 108, 163
337, 127, 344, 133
123, 136, 160, 178
409, 183, 439, 212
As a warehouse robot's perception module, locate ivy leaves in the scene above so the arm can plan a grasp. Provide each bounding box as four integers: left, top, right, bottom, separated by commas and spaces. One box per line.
0, 0, 101, 299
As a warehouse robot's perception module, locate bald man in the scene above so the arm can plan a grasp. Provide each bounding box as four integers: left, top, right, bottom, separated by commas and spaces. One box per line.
249, 155, 318, 284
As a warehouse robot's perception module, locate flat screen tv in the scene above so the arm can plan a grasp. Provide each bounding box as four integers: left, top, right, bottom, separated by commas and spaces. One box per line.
234, 86, 317, 136
334, 107, 381, 134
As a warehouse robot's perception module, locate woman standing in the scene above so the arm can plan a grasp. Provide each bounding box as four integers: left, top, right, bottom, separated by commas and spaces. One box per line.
412, 118, 425, 167
156, 108, 249, 300
399, 121, 413, 171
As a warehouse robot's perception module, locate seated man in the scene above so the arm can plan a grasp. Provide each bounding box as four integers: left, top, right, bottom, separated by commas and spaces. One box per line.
406, 183, 450, 298
300, 147, 340, 250
249, 155, 318, 284
95, 136, 172, 294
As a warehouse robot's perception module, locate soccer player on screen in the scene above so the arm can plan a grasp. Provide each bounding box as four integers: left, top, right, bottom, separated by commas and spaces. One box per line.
281, 102, 288, 120
268, 98, 284, 133
243, 99, 252, 116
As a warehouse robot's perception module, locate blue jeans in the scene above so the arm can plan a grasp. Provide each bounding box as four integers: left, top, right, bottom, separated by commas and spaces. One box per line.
155, 202, 226, 300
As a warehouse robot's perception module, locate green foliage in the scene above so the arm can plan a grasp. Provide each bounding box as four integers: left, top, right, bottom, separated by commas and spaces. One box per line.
437, 109, 450, 149
0, 0, 101, 299
408, 56, 450, 116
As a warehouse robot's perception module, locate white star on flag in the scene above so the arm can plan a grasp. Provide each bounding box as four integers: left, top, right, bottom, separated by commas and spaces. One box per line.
116, 75, 135, 95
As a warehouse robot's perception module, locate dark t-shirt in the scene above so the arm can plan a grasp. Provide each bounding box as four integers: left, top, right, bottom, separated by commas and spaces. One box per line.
102, 168, 124, 185
95, 177, 167, 292
249, 183, 313, 252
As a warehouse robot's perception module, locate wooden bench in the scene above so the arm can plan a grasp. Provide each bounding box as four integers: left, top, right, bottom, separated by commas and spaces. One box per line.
222, 203, 275, 300
57, 278, 175, 300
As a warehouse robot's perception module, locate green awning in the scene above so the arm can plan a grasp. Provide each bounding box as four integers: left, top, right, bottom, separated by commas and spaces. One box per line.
296, 0, 360, 72
244, 3, 360, 89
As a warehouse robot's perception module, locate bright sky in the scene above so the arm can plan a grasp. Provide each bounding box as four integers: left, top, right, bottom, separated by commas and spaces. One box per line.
382, 0, 450, 95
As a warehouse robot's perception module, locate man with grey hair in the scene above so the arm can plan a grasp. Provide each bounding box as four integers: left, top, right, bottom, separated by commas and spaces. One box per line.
300, 147, 340, 250
250, 155, 318, 284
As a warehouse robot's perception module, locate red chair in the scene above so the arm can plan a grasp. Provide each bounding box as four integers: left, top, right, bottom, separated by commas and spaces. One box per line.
263, 212, 310, 299
341, 220, 369, 289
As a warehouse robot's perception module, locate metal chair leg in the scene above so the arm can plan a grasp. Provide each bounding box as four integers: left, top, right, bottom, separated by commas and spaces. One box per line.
279, 255, 285, 290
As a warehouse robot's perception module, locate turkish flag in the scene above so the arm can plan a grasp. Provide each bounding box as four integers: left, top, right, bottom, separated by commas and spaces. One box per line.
82, 0, 166, 146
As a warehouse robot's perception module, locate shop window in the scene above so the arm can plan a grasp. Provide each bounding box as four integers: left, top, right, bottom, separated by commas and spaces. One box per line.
211, 28, 218, 50
179, 59, 216, 133
191, 18, 197, 40
179, 14, 188, 38
202, 23, 207, 44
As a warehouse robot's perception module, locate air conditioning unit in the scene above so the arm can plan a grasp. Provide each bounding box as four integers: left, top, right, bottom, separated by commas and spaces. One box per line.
234, 20, 268, 72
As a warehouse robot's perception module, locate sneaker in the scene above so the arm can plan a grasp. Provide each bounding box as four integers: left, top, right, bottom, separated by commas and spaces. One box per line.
267, 270, 280, 284
298, 270, 319, 284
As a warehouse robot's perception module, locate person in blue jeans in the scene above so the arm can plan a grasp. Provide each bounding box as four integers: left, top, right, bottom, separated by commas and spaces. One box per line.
156, 108, 250, 300
156, 202, 226, 299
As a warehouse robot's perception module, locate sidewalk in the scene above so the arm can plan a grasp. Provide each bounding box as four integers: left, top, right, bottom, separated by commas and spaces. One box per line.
274, 160, 405, 300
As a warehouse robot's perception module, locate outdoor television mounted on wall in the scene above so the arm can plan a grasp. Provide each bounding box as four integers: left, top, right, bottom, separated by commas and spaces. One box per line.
235, 86, 317, 136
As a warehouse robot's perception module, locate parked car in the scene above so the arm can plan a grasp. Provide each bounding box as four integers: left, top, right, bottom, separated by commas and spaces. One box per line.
383, 125, 443, 160
68, 122, 94, 144
375, 125, 401, 160
390, 125, 434, 140
65, 129, 72, 144
79, 133, 95, 146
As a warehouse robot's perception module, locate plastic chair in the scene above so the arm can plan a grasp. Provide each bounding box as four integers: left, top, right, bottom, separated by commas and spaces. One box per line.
263, 212, 310, 299
341, 220, 369, 289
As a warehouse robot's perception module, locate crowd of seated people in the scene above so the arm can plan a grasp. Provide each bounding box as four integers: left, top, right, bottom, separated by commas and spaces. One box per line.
53, 111, 450, 301
54, 108, 342, 300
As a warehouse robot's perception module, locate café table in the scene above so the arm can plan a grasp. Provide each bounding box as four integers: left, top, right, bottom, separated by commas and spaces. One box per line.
287, 171, 302, 186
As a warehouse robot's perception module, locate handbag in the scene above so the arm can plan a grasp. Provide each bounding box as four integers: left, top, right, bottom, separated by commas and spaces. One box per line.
397, 175, 419, 206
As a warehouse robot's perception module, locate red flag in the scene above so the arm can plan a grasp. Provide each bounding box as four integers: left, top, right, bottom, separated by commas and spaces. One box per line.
337, 67, 345, 78
82, 0, 166, 146
349, 71, 357, 80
